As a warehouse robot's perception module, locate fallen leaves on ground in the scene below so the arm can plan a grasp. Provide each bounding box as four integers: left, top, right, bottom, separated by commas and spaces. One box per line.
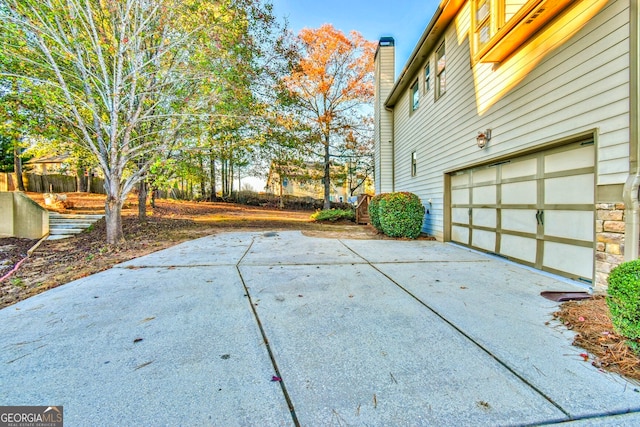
554, 296, 640, 382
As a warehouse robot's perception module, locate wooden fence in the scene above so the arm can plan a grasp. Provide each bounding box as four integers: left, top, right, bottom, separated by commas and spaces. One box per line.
0, 173, 105, 194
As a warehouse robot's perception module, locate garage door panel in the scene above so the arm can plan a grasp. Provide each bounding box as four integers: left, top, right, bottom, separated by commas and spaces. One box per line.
451, 173, 469, 187
501, 234, 537, 263
545, 210, 594, 241
452, 226, 469, 244
473, 208, 497, 228
502, 158, 537, 179
473, 185, 497, 205
545, 174, 594, 205
472, 230, 496, 252
502, 209, 538, 234
502, 181, 537, 205
472, 168, 496, 184
452, 188, 469, 205
543, 241, 594, 280
452, 208, 470, 225
545, 145, 594, 173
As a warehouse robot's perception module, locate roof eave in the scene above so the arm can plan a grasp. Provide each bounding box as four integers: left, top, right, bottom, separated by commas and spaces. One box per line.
385, 0, 465, 108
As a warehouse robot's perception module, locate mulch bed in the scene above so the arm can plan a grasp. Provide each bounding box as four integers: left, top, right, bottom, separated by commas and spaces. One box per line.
554, 296, 640, 382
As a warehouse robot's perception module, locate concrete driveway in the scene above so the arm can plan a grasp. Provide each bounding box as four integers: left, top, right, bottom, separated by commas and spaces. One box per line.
1, 231, 639, 426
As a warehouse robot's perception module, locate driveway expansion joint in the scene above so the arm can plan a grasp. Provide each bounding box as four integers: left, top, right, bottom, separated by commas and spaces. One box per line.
337, 239, 573, 420
236, 237, 300, 427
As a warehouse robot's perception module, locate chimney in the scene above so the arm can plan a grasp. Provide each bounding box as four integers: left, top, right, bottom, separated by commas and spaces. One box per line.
374, 37, 395, 194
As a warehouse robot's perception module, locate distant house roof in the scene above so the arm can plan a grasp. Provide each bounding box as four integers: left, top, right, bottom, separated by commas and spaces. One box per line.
25, 154, 70, 164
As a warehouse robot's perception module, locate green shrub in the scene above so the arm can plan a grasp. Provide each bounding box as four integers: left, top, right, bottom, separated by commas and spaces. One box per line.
378, 192, 425, 239
368, 194, 385, 231
311, 208, 355, 222
607, 259, 640, 353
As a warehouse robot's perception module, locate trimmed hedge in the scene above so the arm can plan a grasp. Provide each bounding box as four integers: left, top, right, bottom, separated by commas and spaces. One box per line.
368, 193, 386, 231
607, 259, 640, 353
311, 208, 355, 222
376, 192, 425, 239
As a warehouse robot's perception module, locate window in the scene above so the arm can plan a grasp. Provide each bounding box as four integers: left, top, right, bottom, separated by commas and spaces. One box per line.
424, 63, 431, 93
411, 152, 417, 177
475, 0, 491, 50
435, 42, 446, 99
411, 80, 420, 111
472, 0, 574, 63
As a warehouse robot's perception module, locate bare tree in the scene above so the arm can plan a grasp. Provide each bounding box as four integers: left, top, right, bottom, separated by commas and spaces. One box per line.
1, 0, 199, 243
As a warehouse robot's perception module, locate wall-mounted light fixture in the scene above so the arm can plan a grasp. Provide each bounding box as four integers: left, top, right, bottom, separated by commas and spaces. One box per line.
476, 129, 491, 149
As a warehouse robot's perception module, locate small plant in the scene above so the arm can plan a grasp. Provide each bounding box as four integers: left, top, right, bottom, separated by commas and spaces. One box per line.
378, 192, 425, 239
10, 277, 25, 288
311, 208, 355, 222
368, 194, 385, 231
607, 259, 640, 354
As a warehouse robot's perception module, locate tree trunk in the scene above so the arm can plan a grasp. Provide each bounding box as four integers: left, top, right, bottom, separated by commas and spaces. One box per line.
279, 178, 284, 209
138, 180, 147, 220
229, 162, 234, 198
221, 159, 228, 198
13, 146, 25, 192
76, 168, 86, 192
210, 153, 216, 201
323, 138, 331, 210
105, 194, 125, 244
199, 156, 206, 200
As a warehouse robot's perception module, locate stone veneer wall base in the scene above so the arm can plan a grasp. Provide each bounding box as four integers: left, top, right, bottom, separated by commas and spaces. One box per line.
595, 203, 625, 294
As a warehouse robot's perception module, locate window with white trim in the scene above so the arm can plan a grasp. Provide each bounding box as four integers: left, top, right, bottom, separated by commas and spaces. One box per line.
435, 42, 446, 100
424, 63, 431, 93
411, 80, 420, 112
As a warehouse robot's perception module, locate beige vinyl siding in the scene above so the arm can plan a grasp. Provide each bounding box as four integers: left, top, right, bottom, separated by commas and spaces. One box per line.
505, 1, 528, 22
391, 0, 630, 240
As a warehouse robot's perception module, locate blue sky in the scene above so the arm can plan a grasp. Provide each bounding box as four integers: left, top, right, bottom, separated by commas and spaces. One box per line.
270, 0, 441, 77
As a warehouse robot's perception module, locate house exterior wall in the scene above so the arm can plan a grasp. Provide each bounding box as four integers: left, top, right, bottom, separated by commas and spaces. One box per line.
378, 0, 631, 291
266, 171, 350, 202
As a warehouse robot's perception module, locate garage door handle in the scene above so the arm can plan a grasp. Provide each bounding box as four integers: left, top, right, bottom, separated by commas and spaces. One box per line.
535, 210, 540, 225
540, 210, 544, 226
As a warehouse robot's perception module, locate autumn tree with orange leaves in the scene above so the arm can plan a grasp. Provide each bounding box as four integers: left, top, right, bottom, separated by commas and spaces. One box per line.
282, 24, 376, 210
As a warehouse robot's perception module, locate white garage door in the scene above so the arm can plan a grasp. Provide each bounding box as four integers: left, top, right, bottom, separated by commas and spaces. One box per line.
450, 140, 594, 283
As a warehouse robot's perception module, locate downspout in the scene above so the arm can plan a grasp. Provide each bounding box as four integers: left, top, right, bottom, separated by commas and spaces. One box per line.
624, 0, 640, 261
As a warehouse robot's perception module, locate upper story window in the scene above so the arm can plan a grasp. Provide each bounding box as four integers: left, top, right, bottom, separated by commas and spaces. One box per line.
411, 80, 420, 111
435, 42, 446, 100
475, 0, 491, 50
424, 63, 431, 93
472, 0, 574, 63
